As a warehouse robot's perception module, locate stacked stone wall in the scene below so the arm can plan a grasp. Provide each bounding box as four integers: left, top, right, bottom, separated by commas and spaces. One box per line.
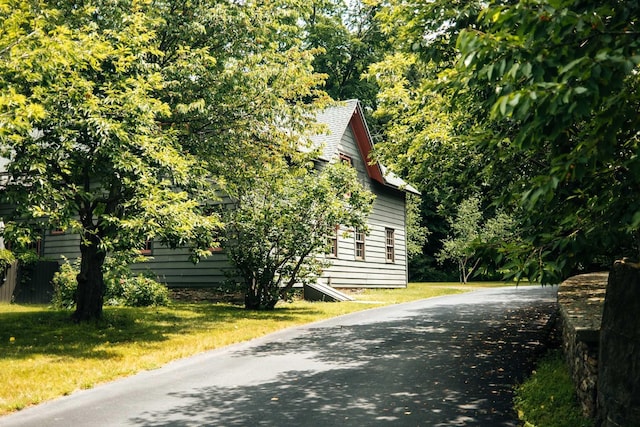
559, 307, 600, 417
557, 273, 607, 419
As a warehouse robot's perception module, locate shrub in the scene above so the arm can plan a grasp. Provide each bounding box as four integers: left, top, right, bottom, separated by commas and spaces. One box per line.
51, 260, 79, 310
52, 259, 169, 309
117, 275, 170, 307
0, 249, 15, 270
0, 249, 16, 282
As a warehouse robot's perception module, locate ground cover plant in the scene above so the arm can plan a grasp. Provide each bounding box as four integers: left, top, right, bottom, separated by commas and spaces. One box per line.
514, 349, 593, 427
0, 282, 500, 415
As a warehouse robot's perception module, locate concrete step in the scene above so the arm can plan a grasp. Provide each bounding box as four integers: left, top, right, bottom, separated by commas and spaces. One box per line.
303, 281, 354, 302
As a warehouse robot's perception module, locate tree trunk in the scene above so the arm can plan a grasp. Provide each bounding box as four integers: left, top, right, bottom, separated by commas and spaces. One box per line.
244, 277, 263, 310
72, 233, 107, 322
244, 283, 260, 310
244, 277, 277, 310
596, 260, 640, 426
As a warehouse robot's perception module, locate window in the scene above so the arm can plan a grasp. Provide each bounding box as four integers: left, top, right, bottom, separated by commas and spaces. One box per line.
339, 154, 354, 198
355, 228, 365, 260
385, 228, 395, 263
31, 239, 43, 256
5, 233, 43, 256
140, 238, 153, 256
327, 226, 338, 258
339, 153, 352, 166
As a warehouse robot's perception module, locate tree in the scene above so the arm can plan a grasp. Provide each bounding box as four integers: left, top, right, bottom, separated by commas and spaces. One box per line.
370, 0, 640, 283
0, 0, 328, 321
363, 0, 495, 280
303, 0, 388, 113
405, 193, 430, 261
224, 161, 374, 310
450, 0, 640, 282
151, 0, 330, 194
437, 196, 516, 283
0, 1, 220, 321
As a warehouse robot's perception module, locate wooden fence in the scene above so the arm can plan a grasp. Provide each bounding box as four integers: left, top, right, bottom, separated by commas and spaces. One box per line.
0, 260, 18, 303
0, 261, 59, 304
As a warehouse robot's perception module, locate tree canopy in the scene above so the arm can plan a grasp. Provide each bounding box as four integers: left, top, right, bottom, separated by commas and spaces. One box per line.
303, 0, 386, 113
437, 196, 516, 283
370, 0, 640, 283
0, 0, 329, 320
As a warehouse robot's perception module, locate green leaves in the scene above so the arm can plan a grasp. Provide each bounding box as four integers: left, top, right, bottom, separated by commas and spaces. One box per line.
437, 195, 517, 283
369, 0, 640, 283
225, 161, 374, 308
0, 1, 221, 255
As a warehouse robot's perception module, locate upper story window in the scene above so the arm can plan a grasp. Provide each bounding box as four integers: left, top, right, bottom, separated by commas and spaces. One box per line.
385, 228, 395, 263
355, 228, 365, 260
339, 153, 352, 166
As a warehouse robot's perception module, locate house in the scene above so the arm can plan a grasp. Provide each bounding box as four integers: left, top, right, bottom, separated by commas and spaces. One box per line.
0, 100, 418, 294
310, 100, 419, 288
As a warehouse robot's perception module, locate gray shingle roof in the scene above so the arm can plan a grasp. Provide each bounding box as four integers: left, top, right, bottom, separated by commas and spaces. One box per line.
311, 99, 359, 161
312, 100, 420, 195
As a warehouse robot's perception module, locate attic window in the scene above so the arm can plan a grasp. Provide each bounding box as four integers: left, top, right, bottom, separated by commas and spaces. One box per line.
339, 154, 352, 166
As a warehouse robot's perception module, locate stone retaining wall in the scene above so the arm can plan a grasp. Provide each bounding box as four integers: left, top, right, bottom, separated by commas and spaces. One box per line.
557, 272, 608, 418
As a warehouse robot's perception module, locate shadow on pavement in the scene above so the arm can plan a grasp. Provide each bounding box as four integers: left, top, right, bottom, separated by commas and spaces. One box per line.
130, 287, 558, 426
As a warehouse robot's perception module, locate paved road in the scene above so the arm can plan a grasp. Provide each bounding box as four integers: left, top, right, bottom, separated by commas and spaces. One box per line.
0, 285, 558, 427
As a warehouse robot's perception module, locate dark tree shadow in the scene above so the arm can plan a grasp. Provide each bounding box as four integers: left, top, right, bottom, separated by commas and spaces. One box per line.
129, 287, 558, 426
0, 303, 320, 361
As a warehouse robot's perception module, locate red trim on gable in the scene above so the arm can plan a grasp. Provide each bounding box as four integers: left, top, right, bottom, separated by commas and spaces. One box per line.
348, 109, 385, 185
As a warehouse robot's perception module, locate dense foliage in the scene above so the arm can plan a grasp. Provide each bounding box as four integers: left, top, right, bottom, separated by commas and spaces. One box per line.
303, 0, 386, 113
52, 258, 169, 309
225, 161, 374, 310
370, 0, 640, 283
437, 196, 516, 283
0, 0, 328, 320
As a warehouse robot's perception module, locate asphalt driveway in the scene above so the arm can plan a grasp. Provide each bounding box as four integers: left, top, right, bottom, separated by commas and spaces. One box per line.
0, 285, 558, 427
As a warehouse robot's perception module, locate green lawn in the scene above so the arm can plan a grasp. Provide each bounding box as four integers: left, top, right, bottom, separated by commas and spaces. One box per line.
514, 349, 594, 427
0, 282, 508, 415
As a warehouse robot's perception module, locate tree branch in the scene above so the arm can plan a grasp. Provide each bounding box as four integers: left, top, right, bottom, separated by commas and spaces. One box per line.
0, 31, 38, 57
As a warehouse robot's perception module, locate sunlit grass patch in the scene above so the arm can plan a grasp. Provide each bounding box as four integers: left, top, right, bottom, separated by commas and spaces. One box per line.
0, 282, 505, 415
351, 281, 516, 304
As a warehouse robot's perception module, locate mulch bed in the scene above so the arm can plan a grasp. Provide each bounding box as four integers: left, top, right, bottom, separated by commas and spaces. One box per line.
169, 288, 245, 304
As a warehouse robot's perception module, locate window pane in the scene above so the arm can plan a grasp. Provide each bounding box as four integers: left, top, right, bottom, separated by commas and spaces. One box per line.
355, 228, 365, 260
385, 228, 395, 262
328, 226, 338, 257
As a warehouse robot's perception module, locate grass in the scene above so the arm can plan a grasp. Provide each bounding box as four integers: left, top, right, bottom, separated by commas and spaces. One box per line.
0, 281, 509, 415
514, 349, 594, 427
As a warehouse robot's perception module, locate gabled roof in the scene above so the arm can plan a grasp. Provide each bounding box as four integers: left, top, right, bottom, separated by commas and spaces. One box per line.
311, 100, 420, 195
